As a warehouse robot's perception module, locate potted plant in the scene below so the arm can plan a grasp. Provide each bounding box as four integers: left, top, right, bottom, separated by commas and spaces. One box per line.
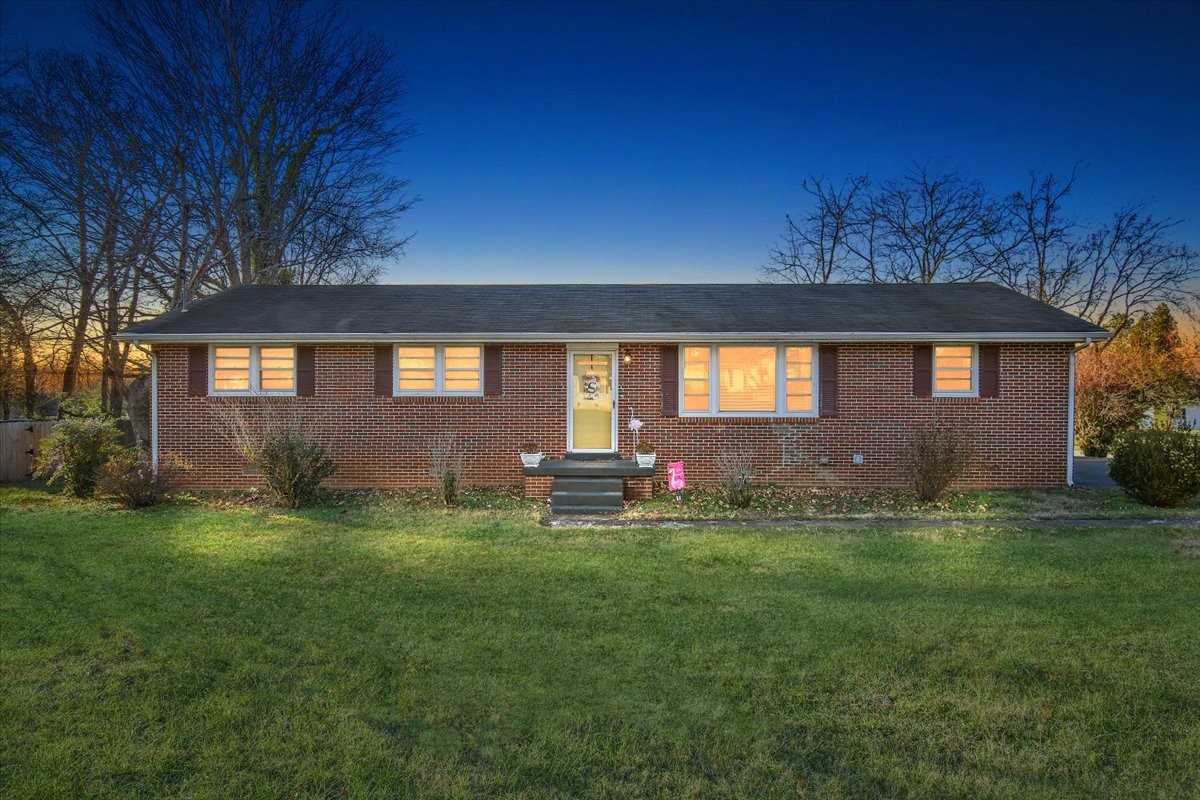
628, 414, 644, 458
520, 443, 543, 467
636, 440, 656, 468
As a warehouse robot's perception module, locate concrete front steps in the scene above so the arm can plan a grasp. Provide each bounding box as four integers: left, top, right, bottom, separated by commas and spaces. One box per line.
549, 476, 625, 514
523, 453, 656, 515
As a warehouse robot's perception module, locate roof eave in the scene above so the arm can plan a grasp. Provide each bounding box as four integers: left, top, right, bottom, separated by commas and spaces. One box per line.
114, 330, 1111, 344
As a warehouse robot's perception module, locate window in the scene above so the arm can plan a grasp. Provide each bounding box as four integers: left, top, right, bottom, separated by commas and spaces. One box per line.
680, 344, 817, 416
259, 347, 296, 391
396, 345, 481, 395
933, 344, 977, 396
397, 347, 436, 392
784, 346, 815, 412
718, 346, 776, 412
443, 346, 482, 392
213, 346, 251, 392
682, 346, 711, 412
211, 345, 295, 395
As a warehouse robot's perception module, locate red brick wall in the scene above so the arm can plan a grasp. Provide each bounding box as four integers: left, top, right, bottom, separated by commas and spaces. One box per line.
615, 342, 1070, 489
155, 341, 1071, 490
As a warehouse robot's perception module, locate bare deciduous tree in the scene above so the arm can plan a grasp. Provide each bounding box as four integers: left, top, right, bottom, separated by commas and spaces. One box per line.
764, 165, 1199, 325
871, 165, 1000, 284
989, 169, 1080, 306
0, 266, 53, 417
0, 51, 140, 397
91, 0, 414, 300
985, 169, 1199, 330
0, 188, 55, 416
0, 0, 416, 416
762, 175, 870, 284
1066, 207, 1198, 333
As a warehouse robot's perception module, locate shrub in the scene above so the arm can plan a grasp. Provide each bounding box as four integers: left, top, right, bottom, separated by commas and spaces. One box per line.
34, 417, 124, 497
212, 402, 336, 507
636, 440, 655, 455
715, 445, 755, 508
1075, 377, 1144, 456
1073, 342, 1160, 457
257, 433, 337, 508
58, 392, 103, 419
440, 470, 458, 507
902, 423, 974, 502
429, 432, 464, 506
522, 442, 540, 454
1109, 430, 1200, 507
96, 451, 185, 508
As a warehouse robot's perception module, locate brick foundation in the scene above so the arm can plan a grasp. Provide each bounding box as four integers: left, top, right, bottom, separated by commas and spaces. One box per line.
623, 476, 654, 501
154, 341, 1071, 491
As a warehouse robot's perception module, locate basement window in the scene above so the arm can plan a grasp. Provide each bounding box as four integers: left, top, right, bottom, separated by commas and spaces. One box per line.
210, 345, 296, 395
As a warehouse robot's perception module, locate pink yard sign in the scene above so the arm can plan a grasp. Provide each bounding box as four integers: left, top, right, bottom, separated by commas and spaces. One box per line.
667, 461, 687, 492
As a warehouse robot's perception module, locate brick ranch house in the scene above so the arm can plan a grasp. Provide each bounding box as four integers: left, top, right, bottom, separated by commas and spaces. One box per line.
115, 283, 1108, 509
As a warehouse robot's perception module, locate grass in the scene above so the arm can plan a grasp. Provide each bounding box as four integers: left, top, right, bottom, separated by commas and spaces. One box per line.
624, 485, 1200, 521
2, 486, 1198, 798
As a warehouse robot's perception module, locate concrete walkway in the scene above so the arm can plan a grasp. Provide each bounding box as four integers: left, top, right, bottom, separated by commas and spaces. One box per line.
546, 516, 1199, 529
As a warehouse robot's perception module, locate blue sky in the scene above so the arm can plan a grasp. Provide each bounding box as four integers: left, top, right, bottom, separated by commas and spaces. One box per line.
3, 0, 1198, 284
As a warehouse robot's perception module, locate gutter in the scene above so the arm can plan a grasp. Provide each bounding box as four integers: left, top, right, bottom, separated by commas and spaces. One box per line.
1066, 337, 1094, 487
131, 342, 158, 472
114, 330, 1112, 344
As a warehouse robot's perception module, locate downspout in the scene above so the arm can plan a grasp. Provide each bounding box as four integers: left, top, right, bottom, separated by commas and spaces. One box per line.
1066, 337, 1093, 487
132, 341, 158, 472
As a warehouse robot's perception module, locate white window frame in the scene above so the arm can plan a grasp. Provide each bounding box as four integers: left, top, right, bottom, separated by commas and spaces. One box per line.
209, 344, 298, 397
394, 344, 484, 397
932, 343, 979, 398
678, 343, 819, 418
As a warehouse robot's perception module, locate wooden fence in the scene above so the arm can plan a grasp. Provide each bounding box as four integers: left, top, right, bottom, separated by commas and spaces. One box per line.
0, 420, 55, 482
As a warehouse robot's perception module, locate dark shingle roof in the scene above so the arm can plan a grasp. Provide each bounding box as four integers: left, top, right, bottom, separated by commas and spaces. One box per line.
117, 283, 1108, 341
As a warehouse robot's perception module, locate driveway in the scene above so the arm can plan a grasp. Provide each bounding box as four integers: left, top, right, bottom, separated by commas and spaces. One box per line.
1074, 456, 1118, 489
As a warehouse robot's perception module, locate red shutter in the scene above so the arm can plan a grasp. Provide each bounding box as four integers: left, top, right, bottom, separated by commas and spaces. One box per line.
297, 346, 315, 397
818, 345, 838, 417
913, 344, 932, 397
979, 345, 999, 398
373, 345, 392, 396
660, 345, 679, 417
483, 345, 503, 395
187, 346, 208, 396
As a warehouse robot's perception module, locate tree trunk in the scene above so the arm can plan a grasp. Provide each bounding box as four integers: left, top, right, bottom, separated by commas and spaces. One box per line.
23, 337, 37, 418
61, 283, 93, 397
122, 374, 151, 448
100, 364, 110, 415
63, 162, 94, 398
107, 338, 127, 417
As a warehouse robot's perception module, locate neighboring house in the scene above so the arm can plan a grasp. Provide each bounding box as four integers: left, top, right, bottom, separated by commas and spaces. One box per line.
1141, 404, 1200, 431
114, 283, 1108, 506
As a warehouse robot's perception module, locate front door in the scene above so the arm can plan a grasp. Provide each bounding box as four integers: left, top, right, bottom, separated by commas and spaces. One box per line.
568, 350, 616, 452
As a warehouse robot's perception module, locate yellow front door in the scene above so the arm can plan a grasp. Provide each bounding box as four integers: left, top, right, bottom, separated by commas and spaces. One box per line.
570, 351, 614, 451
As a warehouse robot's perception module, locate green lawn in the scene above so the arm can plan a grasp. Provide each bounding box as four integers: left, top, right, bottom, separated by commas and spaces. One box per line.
624, 485, 1200, 521
2, 489, 1198, 799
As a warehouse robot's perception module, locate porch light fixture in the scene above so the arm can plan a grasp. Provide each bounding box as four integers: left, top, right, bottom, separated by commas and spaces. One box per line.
623, 353, 631, 364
